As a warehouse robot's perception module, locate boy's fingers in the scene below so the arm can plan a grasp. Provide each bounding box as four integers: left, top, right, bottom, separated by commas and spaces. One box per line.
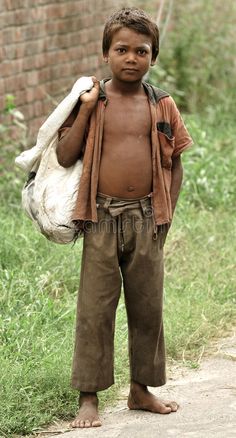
91, 76, 100, 88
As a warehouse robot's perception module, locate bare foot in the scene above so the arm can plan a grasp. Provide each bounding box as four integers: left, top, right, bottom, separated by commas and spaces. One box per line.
70, 392, 102, 428
128, 381, 179, 414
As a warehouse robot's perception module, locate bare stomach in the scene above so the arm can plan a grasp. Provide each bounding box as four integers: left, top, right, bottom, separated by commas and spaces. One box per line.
98, 142, 152, 199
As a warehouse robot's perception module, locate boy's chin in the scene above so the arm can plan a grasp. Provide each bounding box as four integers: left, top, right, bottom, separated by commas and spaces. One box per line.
113, 72, 146, 82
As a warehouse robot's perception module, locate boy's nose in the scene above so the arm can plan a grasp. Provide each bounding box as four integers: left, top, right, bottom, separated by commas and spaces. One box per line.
126, 52, 137, 63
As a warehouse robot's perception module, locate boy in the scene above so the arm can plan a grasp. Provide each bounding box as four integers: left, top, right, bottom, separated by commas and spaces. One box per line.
57, 7, 192, 429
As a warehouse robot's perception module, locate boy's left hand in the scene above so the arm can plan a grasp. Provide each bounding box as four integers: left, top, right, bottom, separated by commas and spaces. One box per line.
80, 77, 100, 111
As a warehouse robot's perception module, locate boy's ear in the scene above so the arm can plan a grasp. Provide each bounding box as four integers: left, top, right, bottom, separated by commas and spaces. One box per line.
103, 53, 109, 63
151, 58, 157, 66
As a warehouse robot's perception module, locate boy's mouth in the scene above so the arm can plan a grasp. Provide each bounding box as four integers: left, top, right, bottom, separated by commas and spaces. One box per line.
122, 68, 138, 72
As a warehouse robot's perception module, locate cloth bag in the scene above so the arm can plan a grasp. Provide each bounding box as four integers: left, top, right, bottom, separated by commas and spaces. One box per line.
15, 76, 94, 244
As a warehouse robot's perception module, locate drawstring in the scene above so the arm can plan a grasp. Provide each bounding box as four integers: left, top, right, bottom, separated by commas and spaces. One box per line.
102, 197, 112, 210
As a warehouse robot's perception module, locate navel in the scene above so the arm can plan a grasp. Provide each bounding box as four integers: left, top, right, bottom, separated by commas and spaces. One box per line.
127, 186, 135, 192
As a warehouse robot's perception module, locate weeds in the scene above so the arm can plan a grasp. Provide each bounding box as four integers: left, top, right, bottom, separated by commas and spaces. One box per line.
0, 106, 235, 435
1, 2, 236, 434
1, 9, 236, 428
149, 0, 236, 113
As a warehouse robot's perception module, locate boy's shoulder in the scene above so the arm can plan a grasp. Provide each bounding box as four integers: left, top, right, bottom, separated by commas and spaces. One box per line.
143, 83, 181, 121
143, 81, 170, 104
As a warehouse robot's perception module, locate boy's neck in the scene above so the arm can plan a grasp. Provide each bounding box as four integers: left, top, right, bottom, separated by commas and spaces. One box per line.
107, 77, 145, 96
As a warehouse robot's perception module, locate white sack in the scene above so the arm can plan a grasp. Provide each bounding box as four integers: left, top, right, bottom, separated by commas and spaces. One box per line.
15, 76, 94, 244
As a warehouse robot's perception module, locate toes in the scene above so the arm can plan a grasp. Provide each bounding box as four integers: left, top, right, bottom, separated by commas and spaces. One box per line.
70, 419, 83, 428
70, 420, 78, 428
70, 418, 101, 428
168, 402, 179, 412
92, 419, 102, 427
160, 405, 172, 414
165, 401, 179, 412
79, 420, 85, 428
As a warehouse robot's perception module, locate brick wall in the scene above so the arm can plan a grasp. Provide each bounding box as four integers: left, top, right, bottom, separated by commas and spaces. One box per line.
1, 0, 146, 142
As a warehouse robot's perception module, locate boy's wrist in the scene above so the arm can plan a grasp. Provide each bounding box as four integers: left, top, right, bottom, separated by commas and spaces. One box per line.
79, 101, 96, 114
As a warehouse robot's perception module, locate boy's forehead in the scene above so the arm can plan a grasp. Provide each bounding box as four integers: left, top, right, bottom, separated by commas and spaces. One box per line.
111, 27, 152, 48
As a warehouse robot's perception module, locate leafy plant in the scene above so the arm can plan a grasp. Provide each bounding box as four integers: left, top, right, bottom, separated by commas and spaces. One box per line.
4, 94, 16, 113
150, 0, 236, 112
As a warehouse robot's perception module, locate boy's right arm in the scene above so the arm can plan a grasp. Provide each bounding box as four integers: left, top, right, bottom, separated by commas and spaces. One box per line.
56, 77, 100, 168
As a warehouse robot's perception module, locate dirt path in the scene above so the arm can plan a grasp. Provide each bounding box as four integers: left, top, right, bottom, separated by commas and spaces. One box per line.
36, 334, 236, 438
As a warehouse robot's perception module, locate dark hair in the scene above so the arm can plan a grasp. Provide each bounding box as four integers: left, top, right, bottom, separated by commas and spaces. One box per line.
102, 7, 159, 60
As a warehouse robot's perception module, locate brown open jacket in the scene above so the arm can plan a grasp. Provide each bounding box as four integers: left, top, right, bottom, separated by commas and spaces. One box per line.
58, 80, 193, 227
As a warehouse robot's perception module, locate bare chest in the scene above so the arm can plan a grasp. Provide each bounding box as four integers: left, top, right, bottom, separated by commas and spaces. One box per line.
103, 96, 151, 139
98, 93, 153, 197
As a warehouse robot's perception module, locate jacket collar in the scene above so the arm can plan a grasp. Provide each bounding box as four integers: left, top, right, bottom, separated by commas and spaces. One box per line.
99, 78, 162, 105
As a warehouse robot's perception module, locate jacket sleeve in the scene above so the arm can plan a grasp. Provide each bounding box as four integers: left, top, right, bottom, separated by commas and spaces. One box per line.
168, 96, 193, 158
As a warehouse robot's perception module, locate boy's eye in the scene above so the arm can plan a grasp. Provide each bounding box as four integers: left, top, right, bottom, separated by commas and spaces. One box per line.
117, 48, 126, 53
138, 49, 147, 55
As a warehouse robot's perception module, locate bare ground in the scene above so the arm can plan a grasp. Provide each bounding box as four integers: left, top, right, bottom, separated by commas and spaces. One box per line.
30, 333, 236, 438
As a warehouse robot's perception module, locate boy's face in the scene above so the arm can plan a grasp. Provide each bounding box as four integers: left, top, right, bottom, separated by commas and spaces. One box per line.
104, 27, 155, 83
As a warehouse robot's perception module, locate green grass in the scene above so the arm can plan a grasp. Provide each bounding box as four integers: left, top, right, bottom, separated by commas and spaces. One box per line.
165, 207, 235, 362
0, 109, 236, 436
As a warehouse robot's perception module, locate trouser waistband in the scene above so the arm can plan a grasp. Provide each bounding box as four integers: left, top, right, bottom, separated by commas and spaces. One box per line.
96, 192, 153, 217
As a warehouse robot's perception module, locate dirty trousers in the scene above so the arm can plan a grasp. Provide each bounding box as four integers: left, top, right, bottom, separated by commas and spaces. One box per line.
71, 193, 168, 392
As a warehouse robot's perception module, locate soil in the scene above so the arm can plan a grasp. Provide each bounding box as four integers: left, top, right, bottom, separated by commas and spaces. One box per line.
29, 334, 236, 438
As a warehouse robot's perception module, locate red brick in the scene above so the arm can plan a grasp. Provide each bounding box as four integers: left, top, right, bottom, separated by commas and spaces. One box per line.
5, 0, 15, 11
1, 0, 140, 142
20, 103, 35, 119
44, 4, 61, 19
28, 116, 44, 139
30, 7, 46, 22
5, 74, 26, 93
0, 79, 5, 95
15, 89, 28, 108
34, 100, 44, 117
27, 71, 39, 87
16, 74, 27, 91
38, 67, 52, 83
0, 47, 4, 62
15, 43, 26, 58
4, 44, 16, 60
25, 88, 36, 103
43, 99, 56, 116
25, 40, 46, 57
22, 56, 34, 71
14, 23, 46, 42
3, 28, 15, 45
79, 29, 89, 44
14, 9, 31, 25
1, 61, 12, 78
36, 53, 48, 69
0, 97, 5, 112
0, 12, 13, 27
5, 76, 16, 93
